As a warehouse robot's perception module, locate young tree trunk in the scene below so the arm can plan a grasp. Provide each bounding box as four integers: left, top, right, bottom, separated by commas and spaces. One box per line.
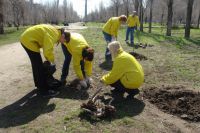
139, 0, 143, 32
166, 0, 173, 36
85, 0, 87, 22
185, 0, 194, 38
0, 0, 4, 34
196, 10, 200, 29
134, 0, 139, 13
149, 0, 153, 33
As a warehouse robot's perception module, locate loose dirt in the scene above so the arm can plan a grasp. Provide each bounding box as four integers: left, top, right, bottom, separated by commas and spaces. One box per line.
143, 86, 200, 122
129, 51, 148, 60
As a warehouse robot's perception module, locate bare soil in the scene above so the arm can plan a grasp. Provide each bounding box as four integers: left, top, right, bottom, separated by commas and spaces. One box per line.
143, 85, 200, 122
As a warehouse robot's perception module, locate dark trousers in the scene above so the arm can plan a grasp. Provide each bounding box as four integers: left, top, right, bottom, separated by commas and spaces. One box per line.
61, 44, 85, 80
110, 80, 139, 96
21, 44, 48, 93
102, 31, 112, 61
126, 26, 135, 44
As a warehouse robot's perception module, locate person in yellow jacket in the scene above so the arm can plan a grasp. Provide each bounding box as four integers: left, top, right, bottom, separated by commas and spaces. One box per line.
60, 31, 94, 88
102, 15, 127, 61
101, 41, 144, 99
125, 11, 140, 46
20, 24, 65, 97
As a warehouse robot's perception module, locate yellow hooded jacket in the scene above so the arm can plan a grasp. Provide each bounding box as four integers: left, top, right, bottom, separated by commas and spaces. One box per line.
102, 17, 121, 37
101, 49, 144, 89
127, 15, 140, 27
63, 33, 92, 80
20, 24, 61, 63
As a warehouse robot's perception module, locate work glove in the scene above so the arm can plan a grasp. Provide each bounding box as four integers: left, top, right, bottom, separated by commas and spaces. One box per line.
79, 80, 88, 89
111, 36, 116, 42
85, 77, 93, 85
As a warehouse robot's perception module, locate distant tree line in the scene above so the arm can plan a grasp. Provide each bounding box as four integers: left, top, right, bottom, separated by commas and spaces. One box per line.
0, 0, 80, 33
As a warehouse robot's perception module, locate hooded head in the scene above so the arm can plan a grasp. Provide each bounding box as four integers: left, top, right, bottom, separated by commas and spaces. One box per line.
108, 41, 122, 61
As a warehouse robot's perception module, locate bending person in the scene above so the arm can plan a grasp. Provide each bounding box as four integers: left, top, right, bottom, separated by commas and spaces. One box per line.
102, 15, 127, 61
20, 24, 65, 97
60, 31, 94, 88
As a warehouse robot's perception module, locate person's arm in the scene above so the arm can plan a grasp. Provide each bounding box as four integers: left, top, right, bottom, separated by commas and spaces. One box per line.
101, 59, 124, 85
43, 33, 55, 63
73, 55, 84, 80
84, 60, 92, 77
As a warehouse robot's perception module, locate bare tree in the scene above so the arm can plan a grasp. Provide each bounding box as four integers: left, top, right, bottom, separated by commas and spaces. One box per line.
0, 0, 4, 34
166, 0, 173, 36
9, 0, 25, 30
133, 0, 139, 12
139, 0, 144, 31
123, 0, 130, 17
63, 0, 68, 21
111, 0, 121, 16
185, 0, 194, 38
148, 0, 154, 33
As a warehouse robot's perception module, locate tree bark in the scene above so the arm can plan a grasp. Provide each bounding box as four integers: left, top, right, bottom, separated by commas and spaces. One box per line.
134, 0, 139, 13
197, 10, 200, 29
149, 0, 153, 33
85, 0, 87, 22
139, 0, 143, 32
166, 0, 173, 36
185, 0, 194, 38
0, 0, 4, 34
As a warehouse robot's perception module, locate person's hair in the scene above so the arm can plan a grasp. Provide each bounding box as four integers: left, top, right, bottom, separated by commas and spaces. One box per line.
108, 41, 122, 60
60, 28, 70, 42
82, 47, 94, 61
119, 15, 127, 22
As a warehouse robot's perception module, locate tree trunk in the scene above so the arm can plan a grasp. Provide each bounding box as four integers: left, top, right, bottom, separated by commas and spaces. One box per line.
149, 0, 153, 33
85, 0, 87, 22
0, 0, 4, 34
185, 0, 194, 38
134, 0, 139, 13
166, 0, 173, 36
139, 0, 143, 32
197, 10, 200, 29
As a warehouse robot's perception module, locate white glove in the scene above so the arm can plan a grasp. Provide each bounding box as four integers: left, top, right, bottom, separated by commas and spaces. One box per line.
86, 77, 93, 84
79, 80, 87, 88
111, 36, 116, 42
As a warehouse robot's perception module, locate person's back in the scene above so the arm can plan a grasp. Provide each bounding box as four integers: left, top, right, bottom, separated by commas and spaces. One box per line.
20, 24, 60, 53
116, 51, 144, 88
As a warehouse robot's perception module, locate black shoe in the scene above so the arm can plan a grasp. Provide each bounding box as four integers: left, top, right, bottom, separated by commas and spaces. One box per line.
40, 90, 60, 98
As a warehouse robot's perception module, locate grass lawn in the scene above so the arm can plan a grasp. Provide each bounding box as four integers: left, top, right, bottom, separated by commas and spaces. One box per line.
0, 26, 28, 46
0, 23, 200, 132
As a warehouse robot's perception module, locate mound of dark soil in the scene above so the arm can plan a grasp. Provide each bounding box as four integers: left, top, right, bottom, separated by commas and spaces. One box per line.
143, 86, 200, 122
129, 52, 148, 60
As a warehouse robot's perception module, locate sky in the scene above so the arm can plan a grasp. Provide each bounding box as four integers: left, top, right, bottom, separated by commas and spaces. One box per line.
34, 0, 110, 17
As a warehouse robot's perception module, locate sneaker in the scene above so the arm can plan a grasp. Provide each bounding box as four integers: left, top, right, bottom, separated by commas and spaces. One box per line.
41, 90, 60, 98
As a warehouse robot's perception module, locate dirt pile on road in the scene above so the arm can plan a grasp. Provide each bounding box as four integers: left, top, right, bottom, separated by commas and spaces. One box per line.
143, 86, 200, 122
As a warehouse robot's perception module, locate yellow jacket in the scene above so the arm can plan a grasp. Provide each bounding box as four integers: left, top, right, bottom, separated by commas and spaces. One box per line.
101, 49, 144, 89
127, 15, 140, 27
102, 17, 121, 37
63, 33, 92, 80
20, 24, 60, 62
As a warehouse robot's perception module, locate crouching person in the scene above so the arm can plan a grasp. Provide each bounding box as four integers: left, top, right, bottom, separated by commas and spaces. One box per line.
100, 41, 144, 100
20, 24, 64, 97
60, 31, 94, 89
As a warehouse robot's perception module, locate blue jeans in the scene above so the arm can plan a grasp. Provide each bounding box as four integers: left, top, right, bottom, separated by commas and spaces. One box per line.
102, 31, 112, 61
61, 44, 85, 80
126, 27, 135, 44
